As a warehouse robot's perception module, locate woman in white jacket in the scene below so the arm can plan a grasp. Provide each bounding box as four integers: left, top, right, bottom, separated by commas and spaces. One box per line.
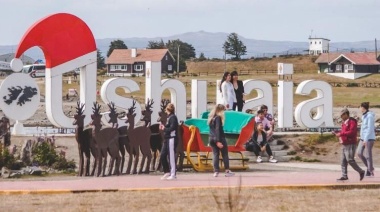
219, 72, 236, 110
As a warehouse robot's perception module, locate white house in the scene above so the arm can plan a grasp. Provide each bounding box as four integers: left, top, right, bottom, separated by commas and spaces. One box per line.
309, 37, 330, 55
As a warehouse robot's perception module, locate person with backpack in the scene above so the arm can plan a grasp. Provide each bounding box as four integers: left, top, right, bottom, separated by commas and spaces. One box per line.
333, 108, 365, 181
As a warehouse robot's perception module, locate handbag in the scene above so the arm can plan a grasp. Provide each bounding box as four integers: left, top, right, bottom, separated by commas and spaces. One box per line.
244, 138, 255, 152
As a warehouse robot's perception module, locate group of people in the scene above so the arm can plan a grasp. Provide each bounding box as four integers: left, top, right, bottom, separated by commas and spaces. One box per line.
334, 102, 376, 181
158, 101, 278, 180
219, 71, 245, 111
159, 83, 376, 181
158, 102, 236, 179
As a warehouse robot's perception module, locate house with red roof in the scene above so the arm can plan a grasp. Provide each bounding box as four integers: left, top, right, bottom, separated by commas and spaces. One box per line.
105, 49, 175, 77
315, 52, 380, 79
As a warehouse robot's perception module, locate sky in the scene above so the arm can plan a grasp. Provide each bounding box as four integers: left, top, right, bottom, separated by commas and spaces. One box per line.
0, 0, 379, 45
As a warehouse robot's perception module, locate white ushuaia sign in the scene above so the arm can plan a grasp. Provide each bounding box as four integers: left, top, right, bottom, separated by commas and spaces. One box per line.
2, 13, 333, 135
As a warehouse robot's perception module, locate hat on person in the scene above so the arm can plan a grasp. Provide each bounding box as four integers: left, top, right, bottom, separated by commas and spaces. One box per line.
340, 108, 349, 116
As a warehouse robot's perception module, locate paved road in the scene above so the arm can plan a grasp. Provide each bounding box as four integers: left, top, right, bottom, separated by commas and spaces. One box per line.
1, 163, 379, 194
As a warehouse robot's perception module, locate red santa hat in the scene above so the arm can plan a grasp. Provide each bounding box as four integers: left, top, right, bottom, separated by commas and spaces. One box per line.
11, 13, 96, 72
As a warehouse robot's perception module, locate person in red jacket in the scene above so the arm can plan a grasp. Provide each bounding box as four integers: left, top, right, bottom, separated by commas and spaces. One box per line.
333, 108, 365, 181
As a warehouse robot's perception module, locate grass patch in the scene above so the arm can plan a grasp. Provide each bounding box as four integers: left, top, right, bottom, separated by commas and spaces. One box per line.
304, 134, 336, 147
1, 188, 379, 211
290, 156, 321, 162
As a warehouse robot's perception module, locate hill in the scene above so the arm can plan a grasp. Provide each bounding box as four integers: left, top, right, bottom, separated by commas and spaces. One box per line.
1, 31, 378, 60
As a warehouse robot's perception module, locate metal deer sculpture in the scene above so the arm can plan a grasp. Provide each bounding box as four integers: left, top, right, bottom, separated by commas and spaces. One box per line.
125, 100, 152, 174
73, 102, 92, 176
150, 99, 170, 171
157, 99, 185, 171
141, 98, 154, 127
141, 98, 162, 171
107, 102, 127, 174
90, 102, 121, 177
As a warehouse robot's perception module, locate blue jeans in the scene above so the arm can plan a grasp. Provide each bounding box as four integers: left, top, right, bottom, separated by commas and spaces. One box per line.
357, 139, 375, 173
210, 141, 230, 172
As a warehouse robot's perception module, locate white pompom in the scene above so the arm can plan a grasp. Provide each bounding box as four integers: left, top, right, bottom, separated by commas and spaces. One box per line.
10, 58, 23, 72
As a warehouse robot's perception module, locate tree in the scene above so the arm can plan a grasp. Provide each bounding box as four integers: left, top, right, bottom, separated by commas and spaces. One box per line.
223, 33, 247, 60
107, 39, 128, 57
97, 49, 105, 69
166, 39, 196, 72
147, 39, 165, 49
198, 52, 206, 61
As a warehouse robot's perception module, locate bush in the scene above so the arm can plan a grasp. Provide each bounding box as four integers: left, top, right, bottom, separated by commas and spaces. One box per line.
97, 69, 107, 76
52, 156, 76, 170
347, 83, 359, 87
131, 74, 136, 77
304, 134, 335, 147
32, 142, 58, 166
0, 144, 16, 169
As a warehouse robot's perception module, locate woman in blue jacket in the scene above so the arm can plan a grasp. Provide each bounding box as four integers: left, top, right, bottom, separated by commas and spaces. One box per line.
357, 102, 376, 177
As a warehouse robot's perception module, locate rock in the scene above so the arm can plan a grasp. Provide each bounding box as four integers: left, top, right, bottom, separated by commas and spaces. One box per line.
1, 167, 11, 178
29, 167, 43, 175
21, 139, 33, 164
10, 172, 22, 178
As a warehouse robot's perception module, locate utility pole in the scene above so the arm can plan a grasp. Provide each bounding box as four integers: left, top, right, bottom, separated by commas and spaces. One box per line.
327, 42, 330, 72
177, 44, 180, 78
375, 38, 378, 60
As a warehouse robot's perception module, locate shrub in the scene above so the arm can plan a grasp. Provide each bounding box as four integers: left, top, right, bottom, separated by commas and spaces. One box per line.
32, 142, 58, 166
52, 156, 76, 170
131, 74, 136, 77
97, 69, 107, 76
304, 134, 335, 147
347, 83, 359, 87
291, 156, 302, 161
0, 144, 16, 169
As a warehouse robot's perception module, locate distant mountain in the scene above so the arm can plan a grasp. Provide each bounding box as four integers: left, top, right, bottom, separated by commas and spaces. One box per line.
1, 31, 378, 60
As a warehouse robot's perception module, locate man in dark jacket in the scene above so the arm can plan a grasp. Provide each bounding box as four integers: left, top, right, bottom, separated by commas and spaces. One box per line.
334, 108, 365, 181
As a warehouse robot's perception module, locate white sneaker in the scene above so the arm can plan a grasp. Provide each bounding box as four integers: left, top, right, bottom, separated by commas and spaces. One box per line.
160, 173, 170, 180
269, 156, 278, 163
213, 172, 219, 177
166, 175, 177, 180
225, 171, 235, 177
256, 156, 263, 163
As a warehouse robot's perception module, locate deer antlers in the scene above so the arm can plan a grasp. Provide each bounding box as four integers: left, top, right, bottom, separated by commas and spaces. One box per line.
92, 102, 102, 116
160, 99, 170, 112
107, 102, 117, 115
76, 101, 85, 116
145, 98, 154, 111
127, 100, 137, 115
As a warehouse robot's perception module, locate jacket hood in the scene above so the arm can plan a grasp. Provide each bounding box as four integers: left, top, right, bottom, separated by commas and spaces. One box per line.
364, 111, 375, 118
